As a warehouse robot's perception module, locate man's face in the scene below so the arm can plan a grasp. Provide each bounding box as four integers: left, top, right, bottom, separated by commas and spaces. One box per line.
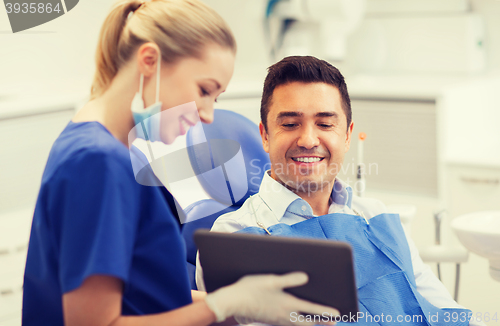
259, 82, 353, 196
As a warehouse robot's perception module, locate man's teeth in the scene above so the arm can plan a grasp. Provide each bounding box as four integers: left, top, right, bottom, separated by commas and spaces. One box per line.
293, 157, 322, 163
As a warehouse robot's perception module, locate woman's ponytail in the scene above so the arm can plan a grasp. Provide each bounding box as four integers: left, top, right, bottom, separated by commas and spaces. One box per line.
90, 0, 142, 99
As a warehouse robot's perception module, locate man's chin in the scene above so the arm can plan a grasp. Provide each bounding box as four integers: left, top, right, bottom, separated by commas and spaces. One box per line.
281, 176, 335, 194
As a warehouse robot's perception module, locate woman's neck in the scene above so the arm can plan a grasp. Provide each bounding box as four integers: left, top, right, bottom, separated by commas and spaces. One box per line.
73, 71, 138, 147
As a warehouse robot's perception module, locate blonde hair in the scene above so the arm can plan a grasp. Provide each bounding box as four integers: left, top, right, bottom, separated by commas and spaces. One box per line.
90, 0, 236, 99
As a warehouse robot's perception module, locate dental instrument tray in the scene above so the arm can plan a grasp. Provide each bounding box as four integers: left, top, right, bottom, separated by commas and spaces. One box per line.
194, 229, 359, 320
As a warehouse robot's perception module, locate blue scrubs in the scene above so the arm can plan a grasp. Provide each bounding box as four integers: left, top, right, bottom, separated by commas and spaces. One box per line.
22, 121, 192, 325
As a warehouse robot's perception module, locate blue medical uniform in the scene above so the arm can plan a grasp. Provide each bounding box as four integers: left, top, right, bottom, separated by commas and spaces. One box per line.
22, 121, 192, 325
239, 213, 471, 326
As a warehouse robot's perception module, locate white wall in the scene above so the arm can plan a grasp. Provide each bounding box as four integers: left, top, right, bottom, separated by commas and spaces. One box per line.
470, 0, 500, 74
0, 0, 271, 96
0, 0, 116, 97
202, 0, 271, 84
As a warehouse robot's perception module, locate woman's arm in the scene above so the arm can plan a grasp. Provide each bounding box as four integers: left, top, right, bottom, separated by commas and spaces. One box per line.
191, 289, 207, 303
63, 275, 218, 326
191, 290, 237, 326
64, 273, 338, 326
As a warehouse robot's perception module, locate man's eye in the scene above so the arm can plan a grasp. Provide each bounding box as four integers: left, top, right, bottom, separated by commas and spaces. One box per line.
319, 124, 333, 128
282, 123, 297, 128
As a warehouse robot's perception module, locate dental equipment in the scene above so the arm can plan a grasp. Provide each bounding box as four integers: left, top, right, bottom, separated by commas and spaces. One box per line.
356, 132, 366, 197
434, 209, 445, 279
264, 0, 366, 61
419, 209, 468, 302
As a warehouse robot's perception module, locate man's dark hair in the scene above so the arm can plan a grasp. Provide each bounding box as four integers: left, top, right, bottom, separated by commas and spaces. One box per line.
260, 56, 351, 131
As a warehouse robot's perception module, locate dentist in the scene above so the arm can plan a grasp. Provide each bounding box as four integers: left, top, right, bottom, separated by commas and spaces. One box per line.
22, 0, 339, 325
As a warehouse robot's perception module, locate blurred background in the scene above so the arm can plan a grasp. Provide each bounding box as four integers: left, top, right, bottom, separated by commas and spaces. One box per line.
1, 0, 500, 325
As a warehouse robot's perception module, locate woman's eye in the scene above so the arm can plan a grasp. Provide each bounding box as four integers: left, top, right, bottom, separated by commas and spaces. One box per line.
200, 87, 210, 96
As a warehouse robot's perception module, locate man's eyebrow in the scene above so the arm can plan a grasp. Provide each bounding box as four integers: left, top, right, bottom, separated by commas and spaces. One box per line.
276, 112, 303, 120
315, 111, 339, 118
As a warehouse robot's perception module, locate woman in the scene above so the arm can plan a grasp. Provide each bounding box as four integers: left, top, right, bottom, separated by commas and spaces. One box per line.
22, 0, 339, 325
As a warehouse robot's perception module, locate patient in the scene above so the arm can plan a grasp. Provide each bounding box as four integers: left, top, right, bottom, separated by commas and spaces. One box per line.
196, 56, 483, 326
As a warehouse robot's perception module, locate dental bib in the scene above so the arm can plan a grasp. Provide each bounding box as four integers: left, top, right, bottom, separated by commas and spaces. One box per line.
238, 213, 471, 326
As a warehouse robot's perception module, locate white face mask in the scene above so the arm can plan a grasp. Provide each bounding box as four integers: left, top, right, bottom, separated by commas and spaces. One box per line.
131, 56, 163, 142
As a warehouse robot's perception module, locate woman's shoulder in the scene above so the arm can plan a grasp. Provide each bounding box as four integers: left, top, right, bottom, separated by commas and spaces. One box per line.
43, 121, 133, 183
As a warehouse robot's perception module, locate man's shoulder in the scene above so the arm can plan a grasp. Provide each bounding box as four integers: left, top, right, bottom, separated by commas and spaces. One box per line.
210, 194, 261, 232
351, 195, 388, 219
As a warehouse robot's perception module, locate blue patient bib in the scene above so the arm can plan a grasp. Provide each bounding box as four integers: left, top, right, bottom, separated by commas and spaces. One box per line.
238, 213, 470, 326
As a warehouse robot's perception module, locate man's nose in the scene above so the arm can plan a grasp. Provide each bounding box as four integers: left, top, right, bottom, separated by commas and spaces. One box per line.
296, 124, 320, 149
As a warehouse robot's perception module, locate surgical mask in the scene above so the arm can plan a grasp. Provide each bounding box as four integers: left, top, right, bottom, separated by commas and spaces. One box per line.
131, 56, 162, 142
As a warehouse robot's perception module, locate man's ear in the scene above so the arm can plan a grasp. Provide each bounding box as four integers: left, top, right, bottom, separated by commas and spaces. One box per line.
259, 122, 270, 153
345, 121, 354, 152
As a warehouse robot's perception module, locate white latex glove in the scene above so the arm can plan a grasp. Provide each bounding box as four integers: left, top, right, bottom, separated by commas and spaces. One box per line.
204, 272, 339, 326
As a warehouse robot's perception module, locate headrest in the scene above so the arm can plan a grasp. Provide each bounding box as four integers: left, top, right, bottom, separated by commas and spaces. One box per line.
186, 109, 270, 206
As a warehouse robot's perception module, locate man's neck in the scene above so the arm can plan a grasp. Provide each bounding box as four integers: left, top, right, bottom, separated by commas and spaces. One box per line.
295, 186, 333, 216
268, 171, 336, 216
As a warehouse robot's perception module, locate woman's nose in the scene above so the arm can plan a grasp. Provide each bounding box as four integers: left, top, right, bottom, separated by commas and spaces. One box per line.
198, 105, 214, 124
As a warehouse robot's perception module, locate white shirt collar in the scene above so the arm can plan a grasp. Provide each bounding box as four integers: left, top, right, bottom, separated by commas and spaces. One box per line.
258, 170, 353, 221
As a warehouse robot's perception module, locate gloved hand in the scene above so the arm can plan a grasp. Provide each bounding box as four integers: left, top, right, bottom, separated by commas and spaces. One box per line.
204, 272, 339, 326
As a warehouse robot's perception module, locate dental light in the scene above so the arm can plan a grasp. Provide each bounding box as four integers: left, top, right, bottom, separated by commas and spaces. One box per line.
265, 0, 366, 61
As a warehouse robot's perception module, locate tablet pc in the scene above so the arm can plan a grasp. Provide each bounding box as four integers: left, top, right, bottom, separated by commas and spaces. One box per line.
194, 229, 358, 320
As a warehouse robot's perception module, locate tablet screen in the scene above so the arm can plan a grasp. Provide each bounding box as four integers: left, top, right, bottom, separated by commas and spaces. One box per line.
195, 229, 358, 320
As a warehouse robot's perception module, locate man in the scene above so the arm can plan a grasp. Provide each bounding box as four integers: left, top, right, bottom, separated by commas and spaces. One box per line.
196, 56, 482, 325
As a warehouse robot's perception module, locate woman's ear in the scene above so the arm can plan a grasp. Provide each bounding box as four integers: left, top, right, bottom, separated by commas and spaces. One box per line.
136, 42, 160, 77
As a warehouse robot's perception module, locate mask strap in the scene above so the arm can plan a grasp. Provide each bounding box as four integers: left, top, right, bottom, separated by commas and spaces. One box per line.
155, 54, 161, 103
137, 52, 160, 103
139, 73, 144, 96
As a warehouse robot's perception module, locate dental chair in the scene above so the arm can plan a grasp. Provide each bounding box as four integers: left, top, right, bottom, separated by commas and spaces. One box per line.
181, 109, 270, 289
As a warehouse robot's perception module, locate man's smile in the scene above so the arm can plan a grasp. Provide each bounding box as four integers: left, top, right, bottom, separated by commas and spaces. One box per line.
291, 156, 325, 164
